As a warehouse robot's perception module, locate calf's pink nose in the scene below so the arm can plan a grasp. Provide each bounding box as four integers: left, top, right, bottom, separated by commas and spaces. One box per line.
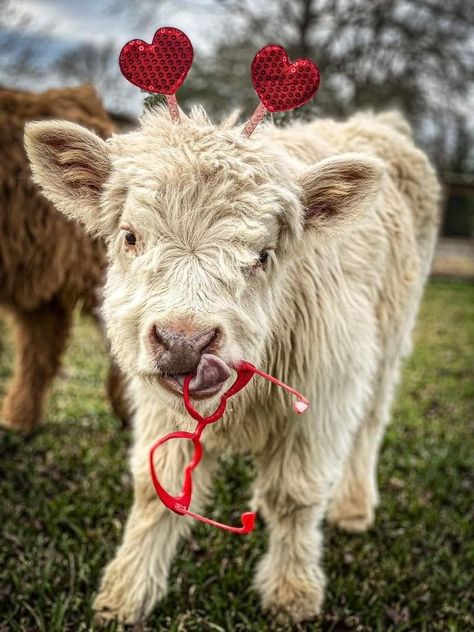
150, 323, 220, 374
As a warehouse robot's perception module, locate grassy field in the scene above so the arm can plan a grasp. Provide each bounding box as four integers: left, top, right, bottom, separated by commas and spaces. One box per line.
0, 279, 473, 631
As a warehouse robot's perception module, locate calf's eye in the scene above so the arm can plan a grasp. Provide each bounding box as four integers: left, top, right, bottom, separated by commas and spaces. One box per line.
125, 232, 136, 246
258, 250, 269, 266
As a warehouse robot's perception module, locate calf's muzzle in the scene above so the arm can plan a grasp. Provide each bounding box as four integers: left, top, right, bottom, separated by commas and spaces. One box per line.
149, 322, 221, 375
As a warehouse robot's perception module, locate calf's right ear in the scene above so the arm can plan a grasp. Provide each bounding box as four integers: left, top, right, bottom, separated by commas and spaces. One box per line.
298, 153, 384, 234
24, 120, 112, 235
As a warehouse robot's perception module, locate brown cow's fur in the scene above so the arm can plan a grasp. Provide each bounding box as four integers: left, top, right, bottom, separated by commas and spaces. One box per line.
0, 84, 128, 433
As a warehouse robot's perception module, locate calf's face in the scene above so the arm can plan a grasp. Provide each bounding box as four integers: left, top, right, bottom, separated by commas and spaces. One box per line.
25, 108, 382, 405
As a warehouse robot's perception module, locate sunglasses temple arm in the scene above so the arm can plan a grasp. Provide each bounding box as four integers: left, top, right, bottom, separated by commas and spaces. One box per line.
243, 364, 310, 413
184, 508, 256, 534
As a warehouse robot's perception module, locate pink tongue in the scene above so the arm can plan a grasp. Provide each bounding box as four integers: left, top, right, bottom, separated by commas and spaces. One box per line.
189, 354, 231, 392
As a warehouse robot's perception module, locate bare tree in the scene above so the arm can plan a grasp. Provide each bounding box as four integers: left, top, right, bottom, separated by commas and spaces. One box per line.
55, 42, 127, 113
0, 0, 42, 80
1, 0, 472, 171
196, 0, 474, 173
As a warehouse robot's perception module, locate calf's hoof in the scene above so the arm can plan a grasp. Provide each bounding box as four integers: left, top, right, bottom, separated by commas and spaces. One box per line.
255, 557, 325, 624
261, 580, 324, 624
93, 589, 144, 626
93, 556, 166, 625
331, 512, 375, 533
327, 480, 377, 533
327, 499, 375, 533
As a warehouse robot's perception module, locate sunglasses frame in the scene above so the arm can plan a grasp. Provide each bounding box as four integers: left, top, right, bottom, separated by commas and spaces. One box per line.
149, 361, 309, 534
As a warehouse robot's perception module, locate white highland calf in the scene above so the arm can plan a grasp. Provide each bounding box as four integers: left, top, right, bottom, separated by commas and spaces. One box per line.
25, 107, 439, 624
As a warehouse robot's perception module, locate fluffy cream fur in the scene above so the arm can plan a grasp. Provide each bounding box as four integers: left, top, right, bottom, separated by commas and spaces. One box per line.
25, 106, 439, 625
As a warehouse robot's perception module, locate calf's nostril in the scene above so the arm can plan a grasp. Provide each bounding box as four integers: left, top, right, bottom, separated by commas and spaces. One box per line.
153, 326, 163, 345
195, 327, 219, 353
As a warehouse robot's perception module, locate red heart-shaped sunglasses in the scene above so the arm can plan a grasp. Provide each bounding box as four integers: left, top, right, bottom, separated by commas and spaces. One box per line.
149, 361, 309, 534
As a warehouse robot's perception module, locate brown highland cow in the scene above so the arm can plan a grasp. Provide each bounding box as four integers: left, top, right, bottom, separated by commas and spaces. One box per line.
0, 84, 128, 433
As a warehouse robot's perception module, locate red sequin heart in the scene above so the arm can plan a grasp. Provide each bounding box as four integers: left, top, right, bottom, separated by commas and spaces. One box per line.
251, 45, 320, 113
119, 27, 193, 94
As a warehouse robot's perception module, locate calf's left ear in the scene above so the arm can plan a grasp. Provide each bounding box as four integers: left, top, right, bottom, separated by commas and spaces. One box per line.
25, 120, 113, 235
298, 153, 384, 233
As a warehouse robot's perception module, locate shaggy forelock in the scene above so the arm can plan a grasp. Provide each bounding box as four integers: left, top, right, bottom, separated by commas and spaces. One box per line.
104, 105, 304, 255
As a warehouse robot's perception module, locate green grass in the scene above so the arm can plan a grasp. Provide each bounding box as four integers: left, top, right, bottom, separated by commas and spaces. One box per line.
0, 279, 473, 631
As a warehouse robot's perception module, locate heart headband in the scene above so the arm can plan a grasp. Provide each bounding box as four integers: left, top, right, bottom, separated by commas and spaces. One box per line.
119, 27, 320, 134
119, 27, 193, 123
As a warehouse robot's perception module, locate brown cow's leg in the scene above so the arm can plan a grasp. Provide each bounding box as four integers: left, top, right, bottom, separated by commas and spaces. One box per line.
84, 292, 131, 428
0, 302, 71, 434
106, 360, 131, 428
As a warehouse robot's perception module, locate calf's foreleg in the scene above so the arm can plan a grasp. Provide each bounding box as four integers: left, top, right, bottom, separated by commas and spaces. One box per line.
252, 422, 340, 623
94, 411, 217, 624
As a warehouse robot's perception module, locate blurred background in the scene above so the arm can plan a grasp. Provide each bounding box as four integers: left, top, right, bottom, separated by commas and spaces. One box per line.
1, 3, 473, 629
1, 0, 473, 264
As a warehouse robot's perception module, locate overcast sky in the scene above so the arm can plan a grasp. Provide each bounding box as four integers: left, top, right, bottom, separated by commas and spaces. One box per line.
0, 0, 233, 114
13, 0, 226, 50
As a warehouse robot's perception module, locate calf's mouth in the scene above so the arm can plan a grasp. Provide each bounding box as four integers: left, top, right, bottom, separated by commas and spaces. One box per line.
158, 353, 231, 401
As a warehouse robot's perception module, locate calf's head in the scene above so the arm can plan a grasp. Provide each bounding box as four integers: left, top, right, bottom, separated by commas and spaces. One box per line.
25, 107, 382, 404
